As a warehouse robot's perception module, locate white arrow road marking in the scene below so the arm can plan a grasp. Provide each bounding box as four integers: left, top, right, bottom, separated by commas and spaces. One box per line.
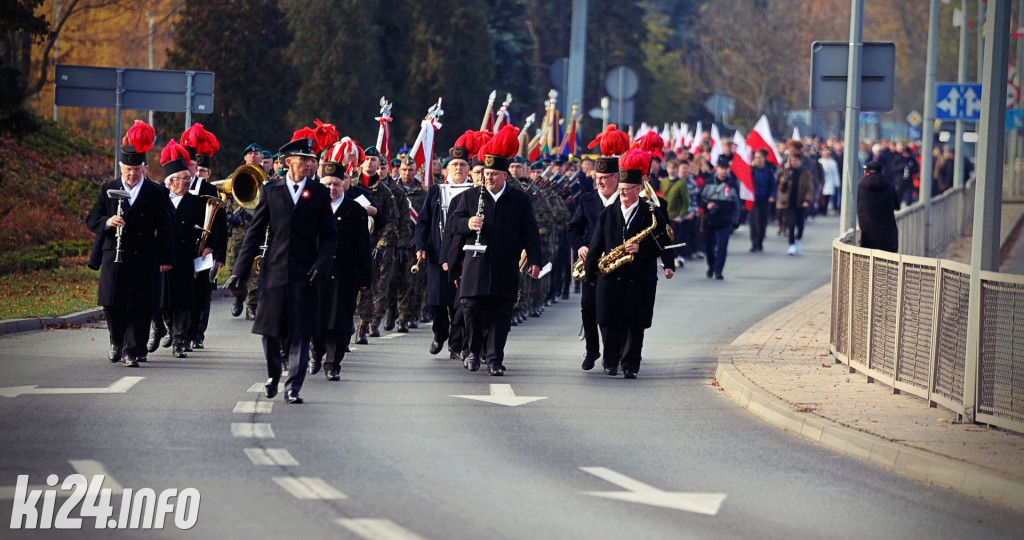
336, 518, 427, 540
0, 376, 144, 398
451, 384, 547, 407
0, 460, 124, 500
233, 401, 273, 413
378, 334, 406, 340
273, 477, 346, 500
244, 449, 298, 466
579, 467, 727, 516
231, 423, 274, 438
247, 382, 284, 393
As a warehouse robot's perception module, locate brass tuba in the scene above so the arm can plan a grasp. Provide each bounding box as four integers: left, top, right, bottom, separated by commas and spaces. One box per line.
212, 164, 264, 210
195, 195, 224, 256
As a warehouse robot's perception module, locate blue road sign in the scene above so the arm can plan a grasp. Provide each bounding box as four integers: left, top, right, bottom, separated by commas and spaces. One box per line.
1009, 109, 1023, 133
935, 83, 983, 121
908, 126, 922, 141
860, 112, 879, 125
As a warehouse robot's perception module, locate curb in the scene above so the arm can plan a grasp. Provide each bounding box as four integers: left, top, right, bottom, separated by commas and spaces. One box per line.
713, 362, 1024, 512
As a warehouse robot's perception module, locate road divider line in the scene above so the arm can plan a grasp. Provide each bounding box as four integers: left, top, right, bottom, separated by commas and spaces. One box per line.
335, 518, 427, 540
378, 334, 406, 340
0, 460, 125, 500
273, 477, 346, 500
231, 423, 275, 438
247, 382, 284, 393
233, 401, 273, 413
244, 448, 298, 466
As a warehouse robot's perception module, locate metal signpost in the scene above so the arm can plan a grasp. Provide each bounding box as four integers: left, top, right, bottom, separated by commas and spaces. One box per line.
55, 65, 214, 178
605, 66, 638, 126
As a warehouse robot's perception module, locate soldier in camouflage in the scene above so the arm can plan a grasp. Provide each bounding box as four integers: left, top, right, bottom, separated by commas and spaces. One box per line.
395, 158, 427, 332
355, 147, 400, 343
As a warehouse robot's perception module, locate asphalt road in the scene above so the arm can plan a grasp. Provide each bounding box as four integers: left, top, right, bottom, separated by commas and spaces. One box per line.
1, 215, 1022, 539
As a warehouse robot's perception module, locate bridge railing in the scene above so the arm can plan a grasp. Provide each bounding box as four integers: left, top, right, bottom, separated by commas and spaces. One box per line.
829, 179, 1024, 434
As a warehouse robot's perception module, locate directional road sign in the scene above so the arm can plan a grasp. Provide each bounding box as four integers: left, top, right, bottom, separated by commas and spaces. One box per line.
810, 41, 895, 111
935, 83, 983, 121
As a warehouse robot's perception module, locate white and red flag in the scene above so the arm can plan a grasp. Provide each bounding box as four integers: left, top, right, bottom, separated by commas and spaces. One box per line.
688, 122, 703, 155
709, 123, 723, 164
410, 99, 444, 188
375, 96, 393, 162
745, 115, 782, 166
731, 131, 754, 210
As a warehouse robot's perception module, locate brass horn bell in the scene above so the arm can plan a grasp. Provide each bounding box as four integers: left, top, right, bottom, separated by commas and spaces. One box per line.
212, 164, 264, 210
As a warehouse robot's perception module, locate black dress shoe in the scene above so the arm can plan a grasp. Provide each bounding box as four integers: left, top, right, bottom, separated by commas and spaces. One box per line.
581, 351, 600, 371
108, 344, 122, 363
160, 335, 172, 348
397, 321, 409, 333
183, 341, 194, 352
488, 363, 504, 376
172, 342, 187, 358
715, 273, 724, 280
369, 326, 381, 338
623, 371, 638, 379
706, 269, 714, 278
604, 368, 618, 376
429, 340, 443, 355
309, 355, 322, 375
284, 390, 303, 404
192, 338, 204, 349
468, 353, 481, 372
245, 306, 256, 320
231, 296, 244, 317
264, 379, 278, 399
326, 369, 340, 381
123, 356, 139, 368
135, 355, 147, 362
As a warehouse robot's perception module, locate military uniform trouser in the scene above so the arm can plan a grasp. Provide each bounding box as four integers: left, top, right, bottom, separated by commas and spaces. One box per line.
398, 259, 426, 322
228, 238, 259, 308
371, 246, 399, 325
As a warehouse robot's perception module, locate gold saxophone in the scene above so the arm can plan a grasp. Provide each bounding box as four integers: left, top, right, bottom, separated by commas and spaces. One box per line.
597, 206, 658, 275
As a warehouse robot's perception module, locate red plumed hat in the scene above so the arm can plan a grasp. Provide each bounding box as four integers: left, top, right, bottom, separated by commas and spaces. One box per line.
312, 119, 340, 155
618, 148, 651, 183
181, 123, 220, 166
325, 137, 364, 175
478, 124, 520, 170
450, 130, 477, 161
633, 130, 664, 158
120, 120, 155, 165
291, 126, 317, 144
587, 124, 630, 157
160, 139, 191, 176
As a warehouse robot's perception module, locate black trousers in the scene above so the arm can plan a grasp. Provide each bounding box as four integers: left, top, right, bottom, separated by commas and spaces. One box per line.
153, 309, 189, 343
749, 201, 771, 250
312, 331, 351, 370
581, 302, 600, 356
703, 225, 732, 274
188, 271, 213, 341
431, 303, 464, 354
105, 306, 150, 358
600, 325, 646, 373
262, 336, 309, 393
461, 296, 513, 367
787, 207, 807, 245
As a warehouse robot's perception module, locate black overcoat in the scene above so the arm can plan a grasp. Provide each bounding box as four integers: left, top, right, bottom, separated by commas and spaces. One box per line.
233, 178, 338, 338
447, 185, 542, 301
415, 183, 461, 306
320, 197, 371, 332
567, 189, 608, 305
584, 202, 664, 329
86, 179, 174, 309
159, 193, 204, 310
857, 172, 900, 253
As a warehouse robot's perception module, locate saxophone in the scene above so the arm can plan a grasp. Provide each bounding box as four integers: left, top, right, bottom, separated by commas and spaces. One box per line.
597, 206, 658, 275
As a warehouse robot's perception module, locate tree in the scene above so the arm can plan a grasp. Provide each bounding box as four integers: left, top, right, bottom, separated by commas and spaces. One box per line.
486, 0, 538, 127
162, 0, 294, 177
640, 8, 697, 126
1, 0, 51, 133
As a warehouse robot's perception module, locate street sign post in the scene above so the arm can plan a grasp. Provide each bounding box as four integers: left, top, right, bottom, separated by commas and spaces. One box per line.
935, 83, 983, 121
55, 65, 215, 178
605, 66, 638, 127
810, 41, 895, 111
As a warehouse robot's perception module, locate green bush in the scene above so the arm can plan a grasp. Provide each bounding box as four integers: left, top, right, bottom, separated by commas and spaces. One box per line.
0, 239, 93, 275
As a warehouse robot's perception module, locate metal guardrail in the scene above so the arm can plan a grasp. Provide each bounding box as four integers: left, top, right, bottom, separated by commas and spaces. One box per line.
829, 179, 1024, 434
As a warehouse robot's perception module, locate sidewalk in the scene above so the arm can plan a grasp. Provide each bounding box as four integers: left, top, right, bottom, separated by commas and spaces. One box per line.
715, 203, 1024, 513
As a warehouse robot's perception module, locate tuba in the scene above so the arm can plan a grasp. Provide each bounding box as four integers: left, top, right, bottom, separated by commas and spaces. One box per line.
212, 164, 264, 210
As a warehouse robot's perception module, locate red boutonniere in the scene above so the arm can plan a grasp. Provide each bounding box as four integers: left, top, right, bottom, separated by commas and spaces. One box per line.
301, 189, 310, 199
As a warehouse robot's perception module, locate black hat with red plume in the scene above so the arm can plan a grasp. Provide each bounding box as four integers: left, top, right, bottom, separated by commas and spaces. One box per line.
160, 139, 191, 177
478, 125, 520, 171
618, 149, 651, 184
120, 120, 156, 166
181, 123, 220, 167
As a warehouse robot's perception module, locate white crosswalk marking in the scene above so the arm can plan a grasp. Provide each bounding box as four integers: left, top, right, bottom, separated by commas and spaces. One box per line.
335, 519, 427, 540
247, 382, 284, 393
244, 448, 298, 466
273, 477, 346, 500
231, 423, 275, 438
233, 400, 273, 413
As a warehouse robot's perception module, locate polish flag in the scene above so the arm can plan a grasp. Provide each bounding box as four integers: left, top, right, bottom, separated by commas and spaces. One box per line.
709, 124, 723, 164
410, 116, 442, 188
731, 131, 754, 210
745, 115, 782, 166
689, 122, 703, 155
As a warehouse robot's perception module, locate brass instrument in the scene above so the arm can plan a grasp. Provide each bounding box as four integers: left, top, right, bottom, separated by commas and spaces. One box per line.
597, 206, 659, 275
195, 195, 224, 281
410, 251, 423, 274
107, 189, 131, 264
571, 257, 587, 281
253, 226, 270, 276
213, 164, 264, 210
641, 180, 674, 241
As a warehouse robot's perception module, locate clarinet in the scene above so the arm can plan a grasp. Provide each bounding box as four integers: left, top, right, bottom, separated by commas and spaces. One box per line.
113, 198, 126, 264
472, 184, 486, 257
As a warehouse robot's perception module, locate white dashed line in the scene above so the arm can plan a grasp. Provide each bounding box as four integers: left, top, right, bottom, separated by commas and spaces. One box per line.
247, 382, 284, 393
335, 518, 428, 540
273, 477, 347, 500
231, 423, 275, 438
378, 334, 406, 340
244, 448, 299, 466
234, 400, 273, 413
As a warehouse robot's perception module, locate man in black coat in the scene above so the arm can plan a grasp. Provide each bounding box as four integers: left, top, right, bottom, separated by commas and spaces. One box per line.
567, 156, 622, 371
310, 155, 372, 382
182, 140, 227, 351
85, 122, 174, 367
414, 149, 473, 360
584, 150, 669, 379
857, 161, 899, 253
225, 138, 338, 404
447, 128, 542, 375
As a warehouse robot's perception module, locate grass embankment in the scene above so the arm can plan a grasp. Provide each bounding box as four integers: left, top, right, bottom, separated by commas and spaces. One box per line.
0, 257, 98, 319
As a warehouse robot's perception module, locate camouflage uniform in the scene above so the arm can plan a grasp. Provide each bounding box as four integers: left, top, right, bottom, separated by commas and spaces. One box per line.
380, 179, 414, 329
547, 191, 572, 301
398, 180, 428, 325
357, 176, 400, 332
525, 181, 553, 316
225, 199, 259, 310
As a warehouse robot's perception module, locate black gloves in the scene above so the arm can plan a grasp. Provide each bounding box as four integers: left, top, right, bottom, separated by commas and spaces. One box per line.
223, 275, 240, 290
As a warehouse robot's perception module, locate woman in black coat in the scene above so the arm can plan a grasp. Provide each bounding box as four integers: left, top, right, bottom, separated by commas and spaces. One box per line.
857, 161, 900, 253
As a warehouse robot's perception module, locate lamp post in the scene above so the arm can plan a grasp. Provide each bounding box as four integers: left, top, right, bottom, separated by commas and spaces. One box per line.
147, 11, 155, 126
53, 1, 62, 123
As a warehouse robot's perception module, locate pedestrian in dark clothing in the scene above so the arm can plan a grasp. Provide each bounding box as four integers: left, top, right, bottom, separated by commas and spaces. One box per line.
857, 161, 899, 253
698, 155, 742, 279
748, 150, 776, 252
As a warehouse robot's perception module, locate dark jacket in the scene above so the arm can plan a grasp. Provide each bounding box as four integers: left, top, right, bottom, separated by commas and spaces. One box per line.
751, 163, 778, 203
160, 193, 204, 310
857, 172, 899, 253
86, 179, 174, 309
776, 168, 814, 210
320, 197, 371, 332
233, 177, 338, 338
447, 184, 542, 300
